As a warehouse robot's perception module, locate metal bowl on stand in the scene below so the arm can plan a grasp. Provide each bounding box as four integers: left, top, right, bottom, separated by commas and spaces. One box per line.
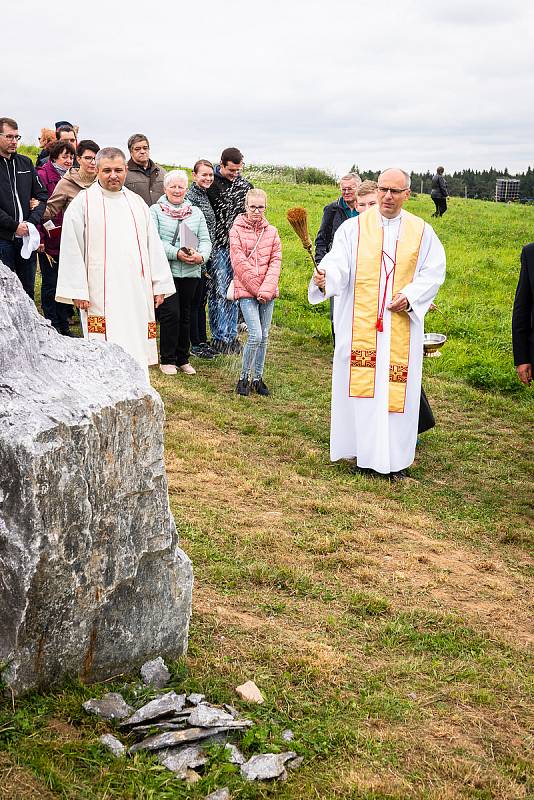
423, 333, 447, 357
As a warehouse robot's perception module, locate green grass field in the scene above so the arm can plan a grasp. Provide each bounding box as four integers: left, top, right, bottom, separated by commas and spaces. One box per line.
1, 183, 533, 800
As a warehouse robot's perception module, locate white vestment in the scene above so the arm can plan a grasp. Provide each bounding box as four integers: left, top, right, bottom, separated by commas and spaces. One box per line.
309, 208, 446, 473
56, 182, 175, 382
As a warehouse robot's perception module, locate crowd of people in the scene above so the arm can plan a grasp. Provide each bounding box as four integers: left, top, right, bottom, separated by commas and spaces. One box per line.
1, 115, 531, 481
0, 117, 282, 394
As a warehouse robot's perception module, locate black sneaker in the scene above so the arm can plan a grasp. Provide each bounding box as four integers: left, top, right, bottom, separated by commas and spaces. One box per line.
191, 345, 217, 359
236, 377, 250, 396
251, 378, 270, 396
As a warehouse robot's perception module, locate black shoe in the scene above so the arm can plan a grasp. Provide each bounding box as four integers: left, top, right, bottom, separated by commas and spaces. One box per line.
236, 377, 250, 396
251, 378, 270, 396
199, 341, 218, 355
191, 345, 216, 359
388, 469, 409, 482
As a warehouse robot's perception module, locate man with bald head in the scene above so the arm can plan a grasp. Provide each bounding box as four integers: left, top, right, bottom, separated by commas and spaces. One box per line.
309, 168, 446, 479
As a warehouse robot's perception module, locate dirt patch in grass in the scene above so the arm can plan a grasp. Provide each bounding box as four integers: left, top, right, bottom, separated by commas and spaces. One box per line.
0, 753, 56, 800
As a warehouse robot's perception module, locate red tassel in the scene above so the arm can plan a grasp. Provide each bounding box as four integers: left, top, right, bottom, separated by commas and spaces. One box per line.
376, 318, 383, 332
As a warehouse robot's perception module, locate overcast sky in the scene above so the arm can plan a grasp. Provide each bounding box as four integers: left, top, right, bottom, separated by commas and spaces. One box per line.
4, 0, 534, 177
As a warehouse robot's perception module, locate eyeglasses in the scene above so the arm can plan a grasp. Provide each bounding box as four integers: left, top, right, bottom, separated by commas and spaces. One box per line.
80, 155, 96, 162
248, 205, 265, 211
377, 186, 409, 195
1, 133, 21, 141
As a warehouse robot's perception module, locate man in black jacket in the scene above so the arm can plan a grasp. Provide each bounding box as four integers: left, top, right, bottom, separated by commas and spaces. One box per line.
315, 172, 361, 339
430, 167, 449, 217
0, 117, 48, 299
512, 243, 534, 386
207, 147, 252, 353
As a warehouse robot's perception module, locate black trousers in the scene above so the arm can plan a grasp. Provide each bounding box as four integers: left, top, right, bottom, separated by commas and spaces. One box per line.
432, 197, 447, 217
158, 276, 199, 366
189, 272, 208, 345
40, 253, 70, 333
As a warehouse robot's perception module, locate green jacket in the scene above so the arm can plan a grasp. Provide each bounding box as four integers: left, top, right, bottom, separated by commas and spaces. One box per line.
150, 196, 212, 278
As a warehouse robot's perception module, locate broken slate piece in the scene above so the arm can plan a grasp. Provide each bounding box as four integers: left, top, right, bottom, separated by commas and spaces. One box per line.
225, 743, 245, 765
188, 704, 252, 729
83, 693, 133, 721
205, 789, 230, 800
186, 693, 206, 706
281, 729, 294, 742
162, 745, 208, 778
241, 752, 297, 781
235, 680, 264, 704
129, 720, 188, 737
140, 657, 170, 689
222, 704, 239, 718
287, 756, 304, 770
129, 726, 230, 754
120, 691, 186, 726
99, 734, 126, 757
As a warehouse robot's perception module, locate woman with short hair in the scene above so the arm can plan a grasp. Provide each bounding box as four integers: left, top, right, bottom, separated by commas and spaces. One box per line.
230, 188, 282, 396
151, 170, 212, 375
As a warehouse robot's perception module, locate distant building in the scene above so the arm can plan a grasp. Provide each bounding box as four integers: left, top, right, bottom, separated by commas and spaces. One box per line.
495, 178, 520, 202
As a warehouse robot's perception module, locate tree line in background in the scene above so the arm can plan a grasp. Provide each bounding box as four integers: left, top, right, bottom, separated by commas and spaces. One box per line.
353, 165, 534, 201
21, 143, 534, 199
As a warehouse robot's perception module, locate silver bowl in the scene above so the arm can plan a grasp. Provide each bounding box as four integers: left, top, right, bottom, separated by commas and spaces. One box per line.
423, 332, 447, 357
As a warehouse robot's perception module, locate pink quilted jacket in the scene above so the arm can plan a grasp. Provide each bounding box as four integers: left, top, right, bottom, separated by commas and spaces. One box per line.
229, 214, 282, 300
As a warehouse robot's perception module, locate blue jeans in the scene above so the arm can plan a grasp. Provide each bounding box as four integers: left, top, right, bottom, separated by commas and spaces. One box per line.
208, 247, 238, 344
0, 238, 37, 300
239, 298, 275, 380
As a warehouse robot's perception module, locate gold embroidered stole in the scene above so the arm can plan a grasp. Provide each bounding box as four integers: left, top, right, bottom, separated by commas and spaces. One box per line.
349, 209, 424, 412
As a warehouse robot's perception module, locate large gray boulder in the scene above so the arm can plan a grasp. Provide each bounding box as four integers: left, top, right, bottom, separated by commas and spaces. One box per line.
0, 262, 193, 694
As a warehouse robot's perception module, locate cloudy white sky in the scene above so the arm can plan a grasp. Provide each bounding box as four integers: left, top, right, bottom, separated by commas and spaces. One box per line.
4, 0, 534, 177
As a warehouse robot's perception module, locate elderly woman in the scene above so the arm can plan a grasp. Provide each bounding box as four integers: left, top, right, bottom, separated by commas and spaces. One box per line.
230, 188, 282, 396
150, 170, 212, 375
185, 159, 217, 358
37, 139, 76, 334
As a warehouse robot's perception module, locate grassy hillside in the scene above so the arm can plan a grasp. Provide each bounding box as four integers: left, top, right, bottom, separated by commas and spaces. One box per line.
1, 179, 532, 800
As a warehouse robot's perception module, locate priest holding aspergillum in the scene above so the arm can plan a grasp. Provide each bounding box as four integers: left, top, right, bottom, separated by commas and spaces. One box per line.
309, 168, 446, 480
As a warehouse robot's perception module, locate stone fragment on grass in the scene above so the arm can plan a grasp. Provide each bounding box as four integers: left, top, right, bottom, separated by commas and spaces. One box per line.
83, 693, 133, 720
225, 743, 245, 764
205, 789, 230, 800
129, 726, 229, 754
162, 745, 208, 777
99, 733, 126, 757
240, 752, 297, 781
121, 691, 186, 726
286, 755, 304, 770
222, 704, 239, 718
188, 704, 252, 729
235, 680, 264, 704
140, 657, 170, 689
281, 729, 294, 741
187, 693, 206, 705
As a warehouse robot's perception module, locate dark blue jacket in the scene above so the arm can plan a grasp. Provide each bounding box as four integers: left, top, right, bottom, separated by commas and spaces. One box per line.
315, 198, 358, 264
0, 153, 47, 241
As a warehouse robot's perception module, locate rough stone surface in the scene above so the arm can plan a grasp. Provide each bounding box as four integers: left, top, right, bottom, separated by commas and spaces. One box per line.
140, 656, 170, 689
0, 262, 193, 695
188, 704, 252, 729
83, 693, 133, 720
225, 743, 245, 764
235, 680, 264, 704
129, 726, 230, 754
99, 733, 126, 757
205, 789, 230, 800
162, 745, 208, 777
186, 693, 206, 706
240, 752, 297, 782
121, 692, 186, 727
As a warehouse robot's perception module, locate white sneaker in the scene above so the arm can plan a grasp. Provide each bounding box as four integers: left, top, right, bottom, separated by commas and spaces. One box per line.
179, 363, 196, 375
159, 364, 177, 375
